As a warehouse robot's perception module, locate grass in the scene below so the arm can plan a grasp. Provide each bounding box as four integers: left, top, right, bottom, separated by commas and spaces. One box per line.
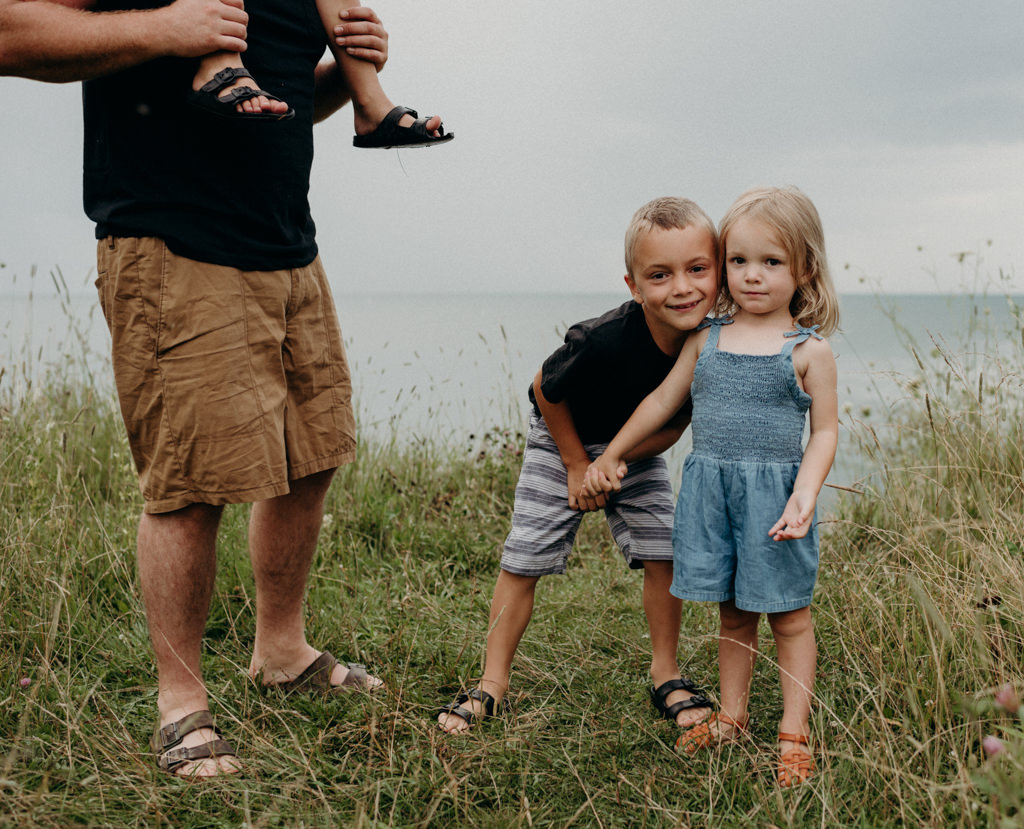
1, 286, 1023, 827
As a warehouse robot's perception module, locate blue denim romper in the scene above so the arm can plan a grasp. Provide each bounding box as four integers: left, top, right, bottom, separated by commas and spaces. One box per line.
669, 318, 822, 613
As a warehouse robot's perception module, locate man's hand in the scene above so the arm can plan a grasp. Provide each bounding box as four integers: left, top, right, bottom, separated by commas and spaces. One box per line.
332, 5, 387, 71
160, 0, 248, 58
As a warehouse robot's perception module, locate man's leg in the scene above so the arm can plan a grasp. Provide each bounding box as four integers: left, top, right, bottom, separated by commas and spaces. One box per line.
247, 468, 380, 688
139, 503, 240, 776
642, 560, 709, 727
438, 568, 538, 733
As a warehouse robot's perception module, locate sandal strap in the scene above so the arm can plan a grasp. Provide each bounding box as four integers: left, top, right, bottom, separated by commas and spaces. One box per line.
717, 711, 748, 731
152, 710, 237, 774
157, 738, 237, 773
198, 67, 255, 96
155, 710, 217, 750
778, 731, 810, 745
437, 688, 498, 727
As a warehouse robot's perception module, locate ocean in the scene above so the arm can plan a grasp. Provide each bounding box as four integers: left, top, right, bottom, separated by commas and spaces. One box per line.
2, 283, 1021, 503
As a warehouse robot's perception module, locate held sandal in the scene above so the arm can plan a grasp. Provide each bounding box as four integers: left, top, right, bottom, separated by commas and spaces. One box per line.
437, 688, 503, 733
675, 711, 748, 754
188, 67, 295, 121
650, 677, 713, 725
777, 732, 815, 787
151, 710, 238, 775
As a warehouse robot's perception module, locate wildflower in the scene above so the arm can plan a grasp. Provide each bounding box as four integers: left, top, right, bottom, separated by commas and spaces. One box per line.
322, 513, 334, 526
19, 677, 30, 687
995, 683, 1020, 714
982, 735, 1005, 757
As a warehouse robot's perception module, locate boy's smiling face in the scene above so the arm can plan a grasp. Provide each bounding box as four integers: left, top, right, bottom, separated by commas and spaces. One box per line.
625, 225, 719, 354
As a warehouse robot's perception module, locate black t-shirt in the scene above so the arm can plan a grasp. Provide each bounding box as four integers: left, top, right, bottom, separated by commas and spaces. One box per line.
82, 0, 326, 269
529, 300, 688, 444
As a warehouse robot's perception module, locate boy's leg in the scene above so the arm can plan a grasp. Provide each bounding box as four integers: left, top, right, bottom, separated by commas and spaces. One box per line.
247, 468, 383, 689
438, 568, 538, 733
139, 503, 242, 776
642, 560, 710, 727
193, 51, 291, 116
316, 0, 441, 136
767, 606, 816, 748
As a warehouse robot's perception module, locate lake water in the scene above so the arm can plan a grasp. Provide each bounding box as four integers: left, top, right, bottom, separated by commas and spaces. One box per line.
3, 279, 1022, 504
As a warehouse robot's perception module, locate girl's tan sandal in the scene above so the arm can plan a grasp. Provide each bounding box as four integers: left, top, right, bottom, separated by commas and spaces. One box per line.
675, 711, 748, 754
777, 732, 815, 787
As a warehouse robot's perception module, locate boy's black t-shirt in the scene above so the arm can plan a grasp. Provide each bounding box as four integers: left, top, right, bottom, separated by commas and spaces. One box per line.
529, 300, 686, 445
82, 0, 327, 270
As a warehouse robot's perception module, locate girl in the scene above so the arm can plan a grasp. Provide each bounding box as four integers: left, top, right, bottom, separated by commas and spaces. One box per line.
583, 186, 839, 787
190, 0, 452, 147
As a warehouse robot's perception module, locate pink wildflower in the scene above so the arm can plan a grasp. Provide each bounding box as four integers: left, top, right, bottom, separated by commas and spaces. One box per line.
19, 677, 30, 688
982, 735, 1005, 757
995, 683, 1020, 714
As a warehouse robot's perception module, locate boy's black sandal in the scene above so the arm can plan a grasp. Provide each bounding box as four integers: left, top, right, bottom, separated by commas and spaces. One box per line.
650, 677, 713, 722
438, 688, 502, 731
188, 67, 295, 121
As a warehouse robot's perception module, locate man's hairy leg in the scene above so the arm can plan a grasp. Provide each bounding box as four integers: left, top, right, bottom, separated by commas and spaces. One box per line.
139, 503, 240, 776
248, 468, 381, 688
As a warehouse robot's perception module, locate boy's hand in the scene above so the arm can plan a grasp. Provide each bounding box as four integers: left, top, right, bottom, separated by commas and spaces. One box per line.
583, 455, 626, 496
333, 6, 388, 70
568, 462, 605, 511
769, 491, 816, 541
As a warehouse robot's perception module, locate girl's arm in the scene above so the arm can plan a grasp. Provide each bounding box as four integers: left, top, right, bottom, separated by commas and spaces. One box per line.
0, 0, 247, 81
584, 335, 700, 495
770, 338, 838, 541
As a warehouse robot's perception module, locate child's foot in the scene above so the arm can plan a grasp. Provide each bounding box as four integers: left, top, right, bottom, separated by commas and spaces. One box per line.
437, 682, 504, 734
777, 732, 815, 786
191, 66, 293, 120
353, 105, 452, 149
650, 677, 713, 728
675, 711, 748, 754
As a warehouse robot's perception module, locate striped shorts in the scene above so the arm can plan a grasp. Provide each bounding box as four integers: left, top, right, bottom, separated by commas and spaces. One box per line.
500, 415, 675, 576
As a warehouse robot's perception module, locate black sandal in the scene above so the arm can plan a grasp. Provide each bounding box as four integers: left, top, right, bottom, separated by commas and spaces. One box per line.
151, 710, 238, 775
438, 688, 501, 732
650, 678, 713, 723
188, 67, 295, 121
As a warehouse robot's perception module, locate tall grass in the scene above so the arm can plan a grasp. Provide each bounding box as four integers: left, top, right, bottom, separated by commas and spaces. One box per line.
1, 283, 1022, 827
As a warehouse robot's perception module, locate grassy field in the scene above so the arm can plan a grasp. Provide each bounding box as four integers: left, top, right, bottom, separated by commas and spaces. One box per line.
2, 297, 1023, 827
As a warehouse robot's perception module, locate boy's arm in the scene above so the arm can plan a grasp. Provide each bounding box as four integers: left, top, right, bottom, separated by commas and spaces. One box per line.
313, 5, 387, 122
0, 0, 247, 81
532, 370, 607, 512
770, 339, 838, 540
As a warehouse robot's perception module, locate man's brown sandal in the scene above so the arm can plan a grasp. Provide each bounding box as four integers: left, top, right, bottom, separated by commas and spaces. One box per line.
151, 710, 238, 775
777, 732, 815, 786
262, 651, 381, 694
675, 711, 748, 754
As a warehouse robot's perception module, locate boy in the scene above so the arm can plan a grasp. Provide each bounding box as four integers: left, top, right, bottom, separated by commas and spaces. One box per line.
438, 197, 719, 734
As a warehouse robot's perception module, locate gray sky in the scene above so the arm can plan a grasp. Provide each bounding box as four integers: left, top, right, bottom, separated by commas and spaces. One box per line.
2, 0, 1022, 295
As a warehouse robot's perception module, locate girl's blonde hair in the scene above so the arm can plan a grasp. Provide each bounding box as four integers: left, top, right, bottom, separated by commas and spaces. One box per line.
718, 186, 840, 337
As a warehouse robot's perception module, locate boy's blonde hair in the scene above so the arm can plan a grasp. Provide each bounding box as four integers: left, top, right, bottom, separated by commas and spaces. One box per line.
718, 186, 840, 337
624, 197, 718, 276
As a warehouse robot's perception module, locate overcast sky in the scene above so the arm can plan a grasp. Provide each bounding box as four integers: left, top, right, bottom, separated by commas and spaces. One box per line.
1, 0, 1021, 296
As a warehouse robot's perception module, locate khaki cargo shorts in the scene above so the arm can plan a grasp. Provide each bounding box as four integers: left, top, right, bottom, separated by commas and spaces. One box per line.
96, 237, 356, 514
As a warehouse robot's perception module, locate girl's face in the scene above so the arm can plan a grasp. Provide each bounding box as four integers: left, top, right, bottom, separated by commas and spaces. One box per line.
724, 216, 800, 319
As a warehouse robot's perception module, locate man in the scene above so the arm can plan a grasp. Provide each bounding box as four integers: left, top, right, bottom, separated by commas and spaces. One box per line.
1, 0, 391, 776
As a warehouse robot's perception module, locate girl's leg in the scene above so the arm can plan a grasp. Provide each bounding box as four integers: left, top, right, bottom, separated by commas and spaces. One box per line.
317, 0, 441, 136
438, 569, 538, 734
642, 560, 708, 727
192, 51, 291, 116
716, 600, 760, 729
767, 606, 816, 747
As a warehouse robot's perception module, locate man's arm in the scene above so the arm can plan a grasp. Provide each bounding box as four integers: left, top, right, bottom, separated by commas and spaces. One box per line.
312, 5, 386, 123
0, 0, 247, 82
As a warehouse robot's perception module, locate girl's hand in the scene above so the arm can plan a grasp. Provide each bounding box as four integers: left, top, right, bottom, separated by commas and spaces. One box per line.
583, 455, 626, 496
769, 491, 816, 541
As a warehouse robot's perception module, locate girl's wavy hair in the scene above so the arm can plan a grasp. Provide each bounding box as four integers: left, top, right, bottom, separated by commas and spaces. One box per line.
717, 186, 840, 337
